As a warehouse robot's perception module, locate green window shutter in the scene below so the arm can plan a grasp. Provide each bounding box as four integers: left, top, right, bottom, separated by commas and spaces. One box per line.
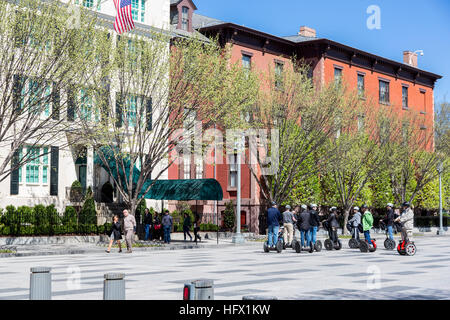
51, 82, 60, 120
10, 146, 20, 195
50, 146, 59, 196
146, 97, 152, 131
116, 92, 123, 128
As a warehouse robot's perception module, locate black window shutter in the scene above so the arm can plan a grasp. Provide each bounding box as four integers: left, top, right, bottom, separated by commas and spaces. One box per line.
51, 82, 60, 120
67, 87, 75, 121
116, 92, 123, 128
50, 146, 59, 196
10, 147, 20, 195
146, 97, 152, 131
12, 75, 24, 114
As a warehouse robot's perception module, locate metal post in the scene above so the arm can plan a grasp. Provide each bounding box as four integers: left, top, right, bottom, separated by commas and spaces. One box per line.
30, 267, 51, 300
232, 136, 245, 244
103, 273, 125, 300
193, 279, 214, 300
438, 162, 445, 235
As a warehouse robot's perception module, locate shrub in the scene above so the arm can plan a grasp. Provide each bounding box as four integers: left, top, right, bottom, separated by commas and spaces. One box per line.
46, 205, 60, 226
223, 201, 235, 231
2, 226, 10, 236
17, 206, 34, 225
70, 180, 84, 202
62, 206, 78, 225
3, 206, 17, 226
79, 193, 97, 225
34, 204, 48, 226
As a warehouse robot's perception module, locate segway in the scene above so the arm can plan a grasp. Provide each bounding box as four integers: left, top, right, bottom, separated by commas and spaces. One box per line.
322, 221, 342, 251
397, 240, 416, 256
292, 237, 314, 253
359, 239, 377, 252
347, 222, 362, 249
379, 220, 396, 250
263, 226, 285, 253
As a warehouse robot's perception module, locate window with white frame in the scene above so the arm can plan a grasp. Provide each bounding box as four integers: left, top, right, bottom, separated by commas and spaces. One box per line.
229, 153, 238, 188
183, 155, 191, 180
181, 6, 189, 31
132, 0, 146, 23
20, 79, 51, 118
18, 146, 49, 185
195, 157, 203, 179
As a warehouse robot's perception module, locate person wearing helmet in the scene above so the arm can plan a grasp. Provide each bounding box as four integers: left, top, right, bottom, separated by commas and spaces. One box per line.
348, 206, 361, 240
384, 203, 395, 241
395, 202, 414, 243
327, 207, 340, 244
298, 204, 312, 249
309, 204, 320, 247
267, 201, 282, 249
293, 205, 302, 238
282, 205, 296, 247
361, 205, 374, 248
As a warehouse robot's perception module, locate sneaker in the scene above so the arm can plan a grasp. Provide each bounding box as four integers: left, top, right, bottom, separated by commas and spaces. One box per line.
105, 250, 110, 253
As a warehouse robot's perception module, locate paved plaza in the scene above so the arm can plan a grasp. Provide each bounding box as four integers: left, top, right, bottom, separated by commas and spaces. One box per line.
1, 235, 450, 300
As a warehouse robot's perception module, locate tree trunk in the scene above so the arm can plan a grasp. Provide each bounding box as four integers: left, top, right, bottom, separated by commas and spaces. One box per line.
342, 206, 351, 235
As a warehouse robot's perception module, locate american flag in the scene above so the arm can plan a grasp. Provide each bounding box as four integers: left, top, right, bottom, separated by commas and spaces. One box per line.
114, 0, 135, 34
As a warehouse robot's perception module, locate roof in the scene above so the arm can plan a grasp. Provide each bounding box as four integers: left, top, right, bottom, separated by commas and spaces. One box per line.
170, 0, 198, 10
281, 34, 321, 43
192, 13, 225, 29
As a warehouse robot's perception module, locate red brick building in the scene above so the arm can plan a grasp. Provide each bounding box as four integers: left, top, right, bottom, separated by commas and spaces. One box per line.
169, 0, 442, 234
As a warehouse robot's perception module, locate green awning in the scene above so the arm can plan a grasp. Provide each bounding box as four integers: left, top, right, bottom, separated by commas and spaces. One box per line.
144, 179, 223, 201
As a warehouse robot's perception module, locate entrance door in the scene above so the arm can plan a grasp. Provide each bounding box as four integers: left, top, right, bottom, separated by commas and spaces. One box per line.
79, 165, 87, 191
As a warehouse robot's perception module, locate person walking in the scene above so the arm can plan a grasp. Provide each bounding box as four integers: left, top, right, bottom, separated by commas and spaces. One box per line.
143, 208, 153, 241
385, 203, 395, 241
193, 213, 202, 244
183, 212, 193, 242
162, 210, 173, 244
153, 213, 162, 242
309, 204, 320, 247
361, 204, 374, 248
106, 215, 122, 253
266, 202, 282, 249
348, 206, 362, 240
282, 205, 296, 247
327, 207, 340, 244
123, 209, 136, 253
298, 205, 312, 249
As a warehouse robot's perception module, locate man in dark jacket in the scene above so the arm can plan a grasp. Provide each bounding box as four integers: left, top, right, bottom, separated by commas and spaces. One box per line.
267, 202, 282, 249
309, 204, 320, 247
298, 205, 311, 248
162, 210, 173, 244
327, 207, 340, 244
143, 208, 153, 241
385, 203, 395, 241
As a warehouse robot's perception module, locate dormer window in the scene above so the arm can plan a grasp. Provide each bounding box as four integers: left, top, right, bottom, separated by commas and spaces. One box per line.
181, 6, 189, 31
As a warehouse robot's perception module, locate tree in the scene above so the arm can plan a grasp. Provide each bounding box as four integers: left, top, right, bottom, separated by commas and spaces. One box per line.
77, 31, 258, 216
0, 0, 100, 181
223, 201, 235, 231
244, 61, 344, 206
79, 188, 97, 225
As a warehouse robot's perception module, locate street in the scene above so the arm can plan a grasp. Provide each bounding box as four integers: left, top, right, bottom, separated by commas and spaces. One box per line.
1, 235, 450, 300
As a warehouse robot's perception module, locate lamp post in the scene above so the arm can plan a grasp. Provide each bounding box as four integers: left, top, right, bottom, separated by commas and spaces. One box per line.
437, 161, 445, 235
232, 135, 245, 244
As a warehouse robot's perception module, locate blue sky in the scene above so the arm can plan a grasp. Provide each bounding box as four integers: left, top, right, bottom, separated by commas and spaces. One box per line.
194, 0, 450, 103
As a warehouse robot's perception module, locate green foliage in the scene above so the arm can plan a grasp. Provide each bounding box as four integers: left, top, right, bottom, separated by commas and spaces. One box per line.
33, 204, 48, 225
79, 193, 97, 225
62, 206, 78, 226
223, 201, 235, 231
70, 180, 85, 202
199, 223, 219, 232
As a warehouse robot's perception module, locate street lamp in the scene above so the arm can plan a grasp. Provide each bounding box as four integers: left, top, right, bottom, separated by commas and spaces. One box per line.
232, 134, 246, 244
437, 161, 445, 235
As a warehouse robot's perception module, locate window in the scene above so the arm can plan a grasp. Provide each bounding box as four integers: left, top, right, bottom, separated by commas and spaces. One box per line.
83, 0, 93, 8
402, 86, 408, 109
357, 74, 365, 97
379, 80, 390, 104
242, 54, 251, 72
195, 157, 203, 179
132, 0, 146, 23
183, 156, 191, 180
421, 90, 426, 113
19, 146, 49, 185
181, 6, 189, 31
275, 62, 284, 89
334, 67, 343, 85
20, 79, 51, 117
229, 153, 238, 188
79, 89, 93, 121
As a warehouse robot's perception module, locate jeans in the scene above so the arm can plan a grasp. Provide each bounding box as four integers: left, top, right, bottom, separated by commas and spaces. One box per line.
387, 225, 394, 241
309, 226, 317, 244
300, 230, 311, 247
352, 227, 360, 240
163, 225, 171, 244
183, 226, 192, 241
144, 224, 152, 241
364, 230, 372, 244
268, 225, 279, 247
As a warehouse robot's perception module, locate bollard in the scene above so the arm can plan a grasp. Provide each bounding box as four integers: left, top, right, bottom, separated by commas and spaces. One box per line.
183, 279, 214, 300
30, 267, 52, 300
243, 295, 278, 300
103, 273, 125, 300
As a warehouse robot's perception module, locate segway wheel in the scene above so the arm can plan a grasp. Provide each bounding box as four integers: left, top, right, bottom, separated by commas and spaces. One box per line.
384, 239, 395, 251
294, 240, 301, 253
359, 241, 369, 253
263, 242, 270, 253
315, 240, 322, 252
349, 238, 358, 249
276, 240, 283, 253
405, 243, 416, 256
309, 242, 314, 253
324, 239, 333, 251
369, 240, 377, 252
291, 239, 298, 251
334, 240, 342, 250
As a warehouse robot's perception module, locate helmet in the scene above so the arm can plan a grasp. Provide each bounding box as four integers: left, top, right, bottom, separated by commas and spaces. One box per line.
285, 205, 291, 210
329, 207, 337, 212
402, 202, 410, 208
387, 203, 394, 208
271, 201, 277, 206
353, 206, 360, 211
301, 205, 307, 210
361, 204, 369, 209
310, 203, 317, 208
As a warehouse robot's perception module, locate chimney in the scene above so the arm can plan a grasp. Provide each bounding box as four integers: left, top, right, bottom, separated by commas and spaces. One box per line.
298, 26, 316, 38
403, 51, 418, 67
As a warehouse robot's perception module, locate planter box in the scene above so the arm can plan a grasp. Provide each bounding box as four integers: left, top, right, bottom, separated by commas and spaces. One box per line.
0, 235, 109, 246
